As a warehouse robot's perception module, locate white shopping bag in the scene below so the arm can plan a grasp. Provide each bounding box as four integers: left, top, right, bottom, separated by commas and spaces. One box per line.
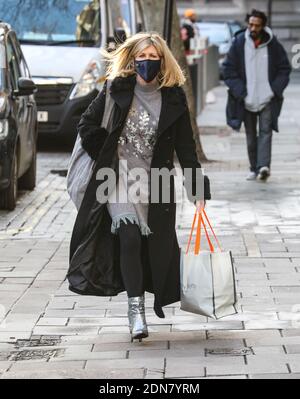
180, 209, 238, 319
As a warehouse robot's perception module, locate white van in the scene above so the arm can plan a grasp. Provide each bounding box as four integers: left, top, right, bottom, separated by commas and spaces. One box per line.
0, 0, 146, 143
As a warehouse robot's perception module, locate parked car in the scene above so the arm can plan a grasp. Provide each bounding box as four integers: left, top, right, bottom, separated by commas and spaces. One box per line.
195, 20, 244, 78
225, 20, 244, 36
0, 0, 146, 145
196, 22, 232, 53
0, 22, 37, 210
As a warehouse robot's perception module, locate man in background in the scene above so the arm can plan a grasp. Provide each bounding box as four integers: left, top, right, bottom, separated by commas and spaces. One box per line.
223, 9, 291, 181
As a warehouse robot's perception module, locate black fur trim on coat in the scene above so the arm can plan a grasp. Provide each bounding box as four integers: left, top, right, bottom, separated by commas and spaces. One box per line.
81, 127, 109, 161
110, 74, 137, 94
78, 75, 137, 161
77, 80, 109, 161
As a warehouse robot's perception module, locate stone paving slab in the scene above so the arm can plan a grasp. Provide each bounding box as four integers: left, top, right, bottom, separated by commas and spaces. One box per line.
249, 373, 300, 379
1, 368, 146, 379
8, 360, 86, 372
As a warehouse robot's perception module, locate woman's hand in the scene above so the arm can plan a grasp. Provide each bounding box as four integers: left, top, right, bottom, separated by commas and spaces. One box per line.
195, 199, 206, 212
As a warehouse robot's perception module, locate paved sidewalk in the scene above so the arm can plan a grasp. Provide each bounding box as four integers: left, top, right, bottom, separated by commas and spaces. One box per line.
0, 80, 300, 379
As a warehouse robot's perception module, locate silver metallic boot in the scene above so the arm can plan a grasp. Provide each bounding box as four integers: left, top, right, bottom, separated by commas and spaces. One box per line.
128, 294, 149, 342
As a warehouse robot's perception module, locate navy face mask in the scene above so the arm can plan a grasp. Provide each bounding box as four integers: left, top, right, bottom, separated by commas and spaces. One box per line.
134, 59, 161, 83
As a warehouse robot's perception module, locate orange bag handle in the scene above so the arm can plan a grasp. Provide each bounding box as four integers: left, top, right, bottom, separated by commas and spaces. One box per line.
202, 209, 222, 251
202, 216, 215, 252
186, 211, 197, 254
185, 208, 221, 254
194, 211, 202, 254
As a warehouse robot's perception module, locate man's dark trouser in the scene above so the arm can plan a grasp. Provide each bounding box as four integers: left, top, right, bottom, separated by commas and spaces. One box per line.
244, 102, 273, 174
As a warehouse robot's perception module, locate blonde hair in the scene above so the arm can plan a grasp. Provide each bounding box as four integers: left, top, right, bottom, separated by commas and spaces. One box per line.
101, 31, 186, 88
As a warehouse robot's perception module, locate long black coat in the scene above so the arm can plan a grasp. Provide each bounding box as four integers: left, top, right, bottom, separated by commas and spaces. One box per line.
66, 74, 211, 319
222, 29, 291, 132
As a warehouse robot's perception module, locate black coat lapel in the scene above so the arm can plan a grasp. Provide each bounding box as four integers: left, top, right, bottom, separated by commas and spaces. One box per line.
109, 74, 136, 111
156, 86, 187, 139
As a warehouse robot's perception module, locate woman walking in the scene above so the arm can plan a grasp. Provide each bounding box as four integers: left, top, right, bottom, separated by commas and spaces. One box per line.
67, 32, 211, 342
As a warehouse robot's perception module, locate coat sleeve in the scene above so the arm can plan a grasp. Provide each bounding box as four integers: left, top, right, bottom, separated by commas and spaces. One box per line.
174, 91, 211, 201
77, 80, 109, 160
222, 40, 247, 100
270, 40, 292, 98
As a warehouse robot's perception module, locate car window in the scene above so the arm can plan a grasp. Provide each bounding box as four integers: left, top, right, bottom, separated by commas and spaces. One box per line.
0, 0, 102, 47
6, 36, 21, 90
107, 0, 132, 43
135, 0, 145, 33
10, 32, 30, 78
229, 23, 243, 35
196, 23, 231, 45
0, 42, 5, 90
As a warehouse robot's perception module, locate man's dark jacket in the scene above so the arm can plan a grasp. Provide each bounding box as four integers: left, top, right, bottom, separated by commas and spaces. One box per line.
222, 29, 291, 132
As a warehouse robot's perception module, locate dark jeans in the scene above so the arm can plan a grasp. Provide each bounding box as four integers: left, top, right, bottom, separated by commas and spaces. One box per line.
118, 220, 144, 298
244, 103, 273, 173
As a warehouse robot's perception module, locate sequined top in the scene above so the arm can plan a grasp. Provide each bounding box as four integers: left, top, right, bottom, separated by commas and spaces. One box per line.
106, 78, 162, 236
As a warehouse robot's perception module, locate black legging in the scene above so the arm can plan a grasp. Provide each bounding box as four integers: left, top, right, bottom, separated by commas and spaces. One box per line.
118, 220, 144, 297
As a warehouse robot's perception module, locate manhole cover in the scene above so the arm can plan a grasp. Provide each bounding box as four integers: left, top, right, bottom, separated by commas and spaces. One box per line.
40, 336, 62, 346
206, 348, 252, 356
10, 348, 64, 361
15, 339, 41, 348
16, 336, 61, 348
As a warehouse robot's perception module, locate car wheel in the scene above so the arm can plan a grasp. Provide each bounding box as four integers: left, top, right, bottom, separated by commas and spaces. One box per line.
18, 139, 37, 190
0, 146, 18, 210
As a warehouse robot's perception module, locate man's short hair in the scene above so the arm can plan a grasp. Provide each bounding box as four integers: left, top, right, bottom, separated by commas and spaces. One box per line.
245, 9, 268, 27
